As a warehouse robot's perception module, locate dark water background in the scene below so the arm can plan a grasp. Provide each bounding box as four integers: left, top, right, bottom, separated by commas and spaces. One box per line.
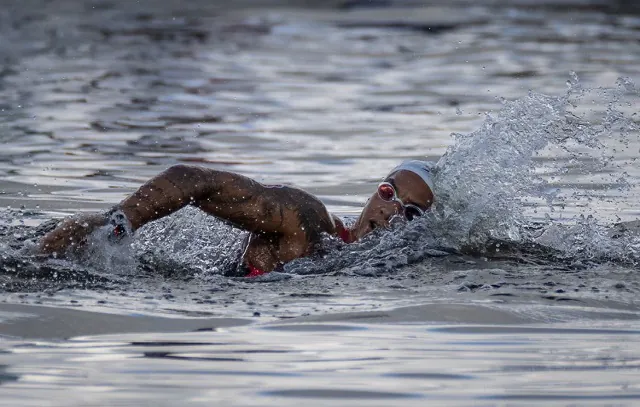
1, 0, 640, 405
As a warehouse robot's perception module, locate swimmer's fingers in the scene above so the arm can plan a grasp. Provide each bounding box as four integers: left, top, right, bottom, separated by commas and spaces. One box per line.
39, 213, 106, 255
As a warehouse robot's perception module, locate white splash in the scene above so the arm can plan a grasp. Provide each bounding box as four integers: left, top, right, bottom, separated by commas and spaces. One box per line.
429, 74, 640, 263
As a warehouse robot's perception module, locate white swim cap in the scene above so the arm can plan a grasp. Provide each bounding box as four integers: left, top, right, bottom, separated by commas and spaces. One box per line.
388, 160, 436, 194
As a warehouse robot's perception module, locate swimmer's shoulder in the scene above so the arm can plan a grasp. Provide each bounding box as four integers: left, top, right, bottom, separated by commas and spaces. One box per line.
257, 183, 336, 236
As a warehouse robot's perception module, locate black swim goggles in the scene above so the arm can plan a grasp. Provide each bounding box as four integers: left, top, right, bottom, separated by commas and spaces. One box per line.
377, 182, 426, 221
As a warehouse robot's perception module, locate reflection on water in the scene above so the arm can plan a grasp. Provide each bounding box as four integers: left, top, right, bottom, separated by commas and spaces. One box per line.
0, 0, 640, 405
2, 321, 640, 406
0, 0, 638, 216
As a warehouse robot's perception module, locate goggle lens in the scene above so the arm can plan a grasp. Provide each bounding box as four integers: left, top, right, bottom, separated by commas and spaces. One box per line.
377, 183, 396, 201
404, 205, 423, 221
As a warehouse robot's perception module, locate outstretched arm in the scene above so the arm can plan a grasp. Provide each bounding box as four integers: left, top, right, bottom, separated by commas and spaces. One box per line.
39, 164, 336, 254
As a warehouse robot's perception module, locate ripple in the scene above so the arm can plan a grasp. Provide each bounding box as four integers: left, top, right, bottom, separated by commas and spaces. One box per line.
383, 372, 476, 380
431, 326, 640, 335
261, 389, 423, 400
260, 324, 368, 332
480, 394, 640, 401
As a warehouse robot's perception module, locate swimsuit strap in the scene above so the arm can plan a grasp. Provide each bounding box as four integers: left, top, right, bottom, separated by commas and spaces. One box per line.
245, 263, 268, 278
339, 227, 351, 243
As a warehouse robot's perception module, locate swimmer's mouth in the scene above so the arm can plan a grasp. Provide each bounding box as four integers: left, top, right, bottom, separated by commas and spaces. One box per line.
369, 220, 377, 231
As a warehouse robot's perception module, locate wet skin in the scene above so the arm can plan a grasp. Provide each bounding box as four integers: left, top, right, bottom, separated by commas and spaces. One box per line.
349, 170, 433, 241
39, 165, 434, 273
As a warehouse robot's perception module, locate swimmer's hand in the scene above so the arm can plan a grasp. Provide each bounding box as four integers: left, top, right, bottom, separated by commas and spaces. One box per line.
38, 213, 107, 255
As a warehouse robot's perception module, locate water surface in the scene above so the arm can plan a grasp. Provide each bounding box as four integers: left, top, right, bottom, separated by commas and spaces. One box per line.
1, 0, 640, 405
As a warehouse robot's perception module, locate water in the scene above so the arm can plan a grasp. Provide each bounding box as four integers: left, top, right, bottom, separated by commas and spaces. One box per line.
1, 0, 640, 405
2, 318, 640, 406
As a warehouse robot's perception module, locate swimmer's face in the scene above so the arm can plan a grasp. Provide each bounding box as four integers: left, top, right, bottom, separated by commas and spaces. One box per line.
352, 170, 434, 240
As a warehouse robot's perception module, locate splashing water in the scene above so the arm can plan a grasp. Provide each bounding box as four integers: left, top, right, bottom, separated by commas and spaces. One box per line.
77, 206, 247, 279
433, 75, 634, 241
430, 74, 639, 264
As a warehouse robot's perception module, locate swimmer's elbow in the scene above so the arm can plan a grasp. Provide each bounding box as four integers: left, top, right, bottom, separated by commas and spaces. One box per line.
163, 164, 235, 186
162, 164, 219, 200
163, 164, 201, 180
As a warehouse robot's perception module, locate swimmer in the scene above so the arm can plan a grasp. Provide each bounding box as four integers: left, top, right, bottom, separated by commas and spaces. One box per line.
39, 160, 435, 276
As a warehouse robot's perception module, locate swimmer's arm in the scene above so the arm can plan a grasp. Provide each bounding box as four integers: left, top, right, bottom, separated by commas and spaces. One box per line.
116, 164, 297, 234
39, 164, 334, 254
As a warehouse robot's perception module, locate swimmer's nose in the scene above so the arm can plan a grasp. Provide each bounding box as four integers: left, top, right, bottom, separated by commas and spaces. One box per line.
379, 201, 403, 223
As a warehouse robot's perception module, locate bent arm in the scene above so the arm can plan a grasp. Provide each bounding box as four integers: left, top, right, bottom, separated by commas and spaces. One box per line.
40, 164, 336, 254
119, 164, 301, 234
